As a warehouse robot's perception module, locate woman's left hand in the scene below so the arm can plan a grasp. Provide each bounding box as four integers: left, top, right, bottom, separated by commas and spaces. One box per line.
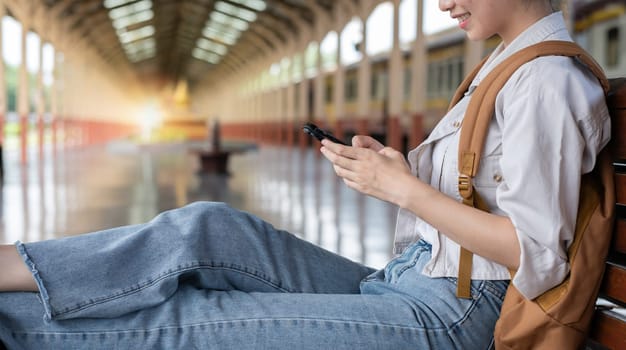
320, 139, 413, 205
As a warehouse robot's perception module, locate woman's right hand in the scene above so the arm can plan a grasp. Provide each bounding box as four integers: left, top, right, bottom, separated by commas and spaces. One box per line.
351, 135, 384, 152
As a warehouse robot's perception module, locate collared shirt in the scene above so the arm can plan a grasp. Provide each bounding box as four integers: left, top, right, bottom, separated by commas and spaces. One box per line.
393, 12, 611, 300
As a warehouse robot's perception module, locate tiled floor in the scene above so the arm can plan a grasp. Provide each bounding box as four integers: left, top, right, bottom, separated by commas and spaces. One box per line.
0, 140, 397, 269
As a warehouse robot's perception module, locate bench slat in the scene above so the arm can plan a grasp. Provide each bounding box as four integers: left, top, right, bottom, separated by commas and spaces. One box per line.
615, 174, 626, 205
589, 310, 626, 350
601, 263, 626, 305
613, 220, 626, 255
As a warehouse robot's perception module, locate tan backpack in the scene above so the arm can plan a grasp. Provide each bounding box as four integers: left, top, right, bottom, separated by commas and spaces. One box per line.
449, 41, 618, 349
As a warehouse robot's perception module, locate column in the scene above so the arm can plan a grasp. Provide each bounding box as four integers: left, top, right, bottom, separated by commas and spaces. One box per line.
356, 15, 371, 137
0, 3, 5, 175
313, 43, 325, 127
37, 39, 45, 157
52, 50, 63, 150
18, 19, 29, 164
276, 86, 283, 144
254, 81, 261, 141
297, 53, 308, 149
334, 28, 346, 140
286, 57, 295, 146
387, 0, 403, 152
409, 0, 427, 149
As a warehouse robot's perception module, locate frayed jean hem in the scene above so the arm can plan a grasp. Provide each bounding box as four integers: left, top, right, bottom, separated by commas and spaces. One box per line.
15, 241, 53, 322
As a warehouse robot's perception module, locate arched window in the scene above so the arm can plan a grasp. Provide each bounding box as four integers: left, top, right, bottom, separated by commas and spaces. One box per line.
42, 43, 55, 111
280, 57, 290, 85
3, 16, 21, 66
3, 16, 21, 112
366, 2, 392, 56
304, 41, 318, 78
268, 62, 281, 88
320, 31, 338, 71
400, 0, 417, 45
25, 32, 41, 114
341, 17, 362, 65
43, 43, 55, 86
292, 53, 303, 83
27, 32, 40, 75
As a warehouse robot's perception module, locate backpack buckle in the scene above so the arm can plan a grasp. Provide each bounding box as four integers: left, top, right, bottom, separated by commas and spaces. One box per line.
458, 174, 473, 200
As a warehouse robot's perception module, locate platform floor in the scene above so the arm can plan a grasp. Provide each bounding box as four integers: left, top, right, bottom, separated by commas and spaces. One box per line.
0, 141, 397, 269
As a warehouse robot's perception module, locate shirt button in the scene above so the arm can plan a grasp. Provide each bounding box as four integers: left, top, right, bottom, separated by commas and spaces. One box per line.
452, 121, 461, 128
493, 174, 503, 183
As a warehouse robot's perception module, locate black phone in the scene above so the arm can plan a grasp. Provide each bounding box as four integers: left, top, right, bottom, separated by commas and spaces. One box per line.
302, 123, 347, 145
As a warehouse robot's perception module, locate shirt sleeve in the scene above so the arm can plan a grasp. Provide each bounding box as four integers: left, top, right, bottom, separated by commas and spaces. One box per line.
493, 56, 610, 300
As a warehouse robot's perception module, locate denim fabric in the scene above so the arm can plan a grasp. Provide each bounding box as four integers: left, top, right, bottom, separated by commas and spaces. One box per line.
0, 202, 508, 349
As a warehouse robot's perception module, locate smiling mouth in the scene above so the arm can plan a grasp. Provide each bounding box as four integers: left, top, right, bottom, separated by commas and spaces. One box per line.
457, 13, 470, 23
456, 13, 470, 29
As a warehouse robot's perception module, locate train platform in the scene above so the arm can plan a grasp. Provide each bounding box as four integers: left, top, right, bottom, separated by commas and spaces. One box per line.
0, 140, 397, 270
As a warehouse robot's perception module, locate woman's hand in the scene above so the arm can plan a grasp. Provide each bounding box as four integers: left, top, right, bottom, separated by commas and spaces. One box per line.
320, 136, 415, 205
350, 135, 384, 152
321, 136, 520, 269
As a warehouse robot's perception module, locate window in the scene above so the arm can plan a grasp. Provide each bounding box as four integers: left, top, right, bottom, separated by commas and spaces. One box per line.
320, 32, 338, 71
379, 72, 389, 99
606, 27, 620, 68
366, 2, 393, 56
427, 62, 437, 97
400, 0, 417, 45
437, 64, 445, 95
457, 60, 464, 86
371, 74, 378, 98
325, 82, 333, 103
345, 77, 357, 100
341, 18, 362, 66
447, 60, 454, 94
403, 67, 411, 99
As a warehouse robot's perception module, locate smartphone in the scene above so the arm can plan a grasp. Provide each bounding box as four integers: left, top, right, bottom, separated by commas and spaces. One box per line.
302, 123, 347, 145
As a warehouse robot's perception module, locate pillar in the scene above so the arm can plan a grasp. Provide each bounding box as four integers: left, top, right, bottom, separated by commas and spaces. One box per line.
387, 0, 403, 152
334, 27, 346, 141
18, 20, 30, 164
37, 38, 45, 157
0, 3, 6, 175
357, 15, 371, 137
409, 0, 427, 150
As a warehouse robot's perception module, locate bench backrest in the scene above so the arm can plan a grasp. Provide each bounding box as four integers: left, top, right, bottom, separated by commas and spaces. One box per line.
587, 77, 626, 350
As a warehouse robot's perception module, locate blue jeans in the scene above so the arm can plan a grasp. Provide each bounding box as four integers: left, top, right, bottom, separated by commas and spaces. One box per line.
0, 202, 508, 349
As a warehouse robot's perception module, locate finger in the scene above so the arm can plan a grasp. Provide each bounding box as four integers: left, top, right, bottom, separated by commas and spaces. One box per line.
352, 135, 384, 151
323, 148, 359, 172
321, 139, 359, 159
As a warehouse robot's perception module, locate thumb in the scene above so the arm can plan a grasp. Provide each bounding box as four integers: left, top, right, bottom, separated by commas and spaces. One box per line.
379, 146, 400, 158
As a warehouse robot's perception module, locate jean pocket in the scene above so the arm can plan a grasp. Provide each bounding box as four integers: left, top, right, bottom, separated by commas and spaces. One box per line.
384, 241, 431, 283
482, 280, 509, 301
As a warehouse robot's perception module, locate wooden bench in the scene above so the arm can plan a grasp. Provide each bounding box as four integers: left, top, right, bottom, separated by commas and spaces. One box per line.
586, 77, 626, 350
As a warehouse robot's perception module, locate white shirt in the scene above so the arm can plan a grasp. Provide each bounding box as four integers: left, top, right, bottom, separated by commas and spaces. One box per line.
393, 12, 611, 300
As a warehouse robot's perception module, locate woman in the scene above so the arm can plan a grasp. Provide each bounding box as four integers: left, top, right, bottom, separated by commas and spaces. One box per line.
0, 0, 610, 348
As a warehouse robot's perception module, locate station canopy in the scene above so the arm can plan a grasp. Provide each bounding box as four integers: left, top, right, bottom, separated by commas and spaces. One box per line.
20, 0, 339, 86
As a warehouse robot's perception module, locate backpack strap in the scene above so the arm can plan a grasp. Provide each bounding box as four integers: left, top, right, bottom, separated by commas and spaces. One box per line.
453, 40, 609, 299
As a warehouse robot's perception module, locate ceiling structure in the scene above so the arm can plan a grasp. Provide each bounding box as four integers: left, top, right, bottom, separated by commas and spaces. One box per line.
5, 0, 361, 89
